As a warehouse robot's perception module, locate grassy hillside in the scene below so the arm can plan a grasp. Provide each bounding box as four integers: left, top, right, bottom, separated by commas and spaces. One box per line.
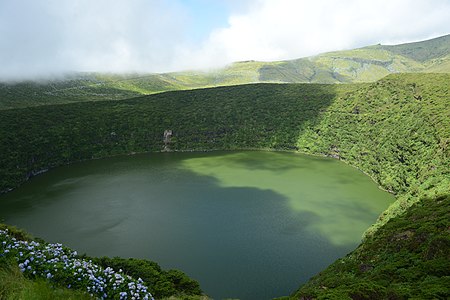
424, 53, 450, 73
258, 35, 449, 84
0, 259, 93, 300
254, 35, 450, 83
289, 73, 450, 298
376, 34, 450, 62
298, 73, 450, 232
0, 73, 449, 298
258, 48, 423, 84
0, 75, 142, 109
1, 35, 448, 110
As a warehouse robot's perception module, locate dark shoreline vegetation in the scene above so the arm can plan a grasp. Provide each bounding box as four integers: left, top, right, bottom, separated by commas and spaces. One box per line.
0, 73, 449, 299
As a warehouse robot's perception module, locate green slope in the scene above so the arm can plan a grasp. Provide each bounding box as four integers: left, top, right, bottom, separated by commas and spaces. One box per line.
423, 53, 450, 73
0, 257, 94, 300
1, 35, 449, 109
0, 73, 449, 298
0, 75, 142, 109
287, 74, 449, 299
376, 34, 450, 62
298, 73, 450, 229
257, 35, 450, 83
210, 34, 450, 84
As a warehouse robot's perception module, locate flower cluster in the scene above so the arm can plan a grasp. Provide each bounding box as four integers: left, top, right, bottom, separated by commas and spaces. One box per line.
0, 229, 154, 300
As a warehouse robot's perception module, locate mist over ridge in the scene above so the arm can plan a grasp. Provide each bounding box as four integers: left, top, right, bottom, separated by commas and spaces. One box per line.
1, 0, 450, 81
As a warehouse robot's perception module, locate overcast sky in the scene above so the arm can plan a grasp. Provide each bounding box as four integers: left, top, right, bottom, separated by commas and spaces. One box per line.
0, 0, 449, 80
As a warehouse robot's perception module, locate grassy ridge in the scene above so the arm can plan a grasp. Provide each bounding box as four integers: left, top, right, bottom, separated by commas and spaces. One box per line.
376, 34, 450, 62
1, 35, 448, 110
0, 73, 449, 298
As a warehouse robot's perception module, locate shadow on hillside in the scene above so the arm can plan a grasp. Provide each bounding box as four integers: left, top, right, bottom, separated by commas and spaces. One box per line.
157, 83, 338, 153
0, 82, 338, 193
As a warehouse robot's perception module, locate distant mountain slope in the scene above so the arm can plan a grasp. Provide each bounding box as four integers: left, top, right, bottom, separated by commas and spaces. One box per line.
0, 34, 448, 109
257, 34, 450, 83
375, 34, 450, 62
258, 48, 424, 83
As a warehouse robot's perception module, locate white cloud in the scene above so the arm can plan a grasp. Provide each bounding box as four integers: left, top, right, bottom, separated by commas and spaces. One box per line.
182, 0, 450, 69
0, 0, 189, 80
0, 0, 449, 80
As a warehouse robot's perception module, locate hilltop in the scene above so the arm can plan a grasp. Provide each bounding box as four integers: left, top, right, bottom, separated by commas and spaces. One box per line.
0, 34, 448, 109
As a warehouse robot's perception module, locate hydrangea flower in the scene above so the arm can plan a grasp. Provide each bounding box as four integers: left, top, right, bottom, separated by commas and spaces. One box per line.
0, 229, 154, 300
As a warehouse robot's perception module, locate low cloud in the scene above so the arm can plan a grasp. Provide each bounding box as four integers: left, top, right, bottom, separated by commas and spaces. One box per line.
180, 0, 450, 69
0, 0, 189, 80
1, 0, 449, 80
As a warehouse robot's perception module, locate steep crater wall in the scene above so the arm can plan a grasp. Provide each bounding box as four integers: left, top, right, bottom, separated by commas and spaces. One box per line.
0, 73, 448, 298
0, 83, 336, 193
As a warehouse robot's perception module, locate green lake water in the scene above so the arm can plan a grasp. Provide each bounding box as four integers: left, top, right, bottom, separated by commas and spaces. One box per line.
0, 151, 394, 299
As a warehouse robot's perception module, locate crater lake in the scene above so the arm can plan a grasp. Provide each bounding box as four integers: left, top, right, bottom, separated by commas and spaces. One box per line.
0, 151, 395, 299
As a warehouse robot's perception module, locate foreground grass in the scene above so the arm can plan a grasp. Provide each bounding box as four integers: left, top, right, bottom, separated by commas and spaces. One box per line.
0, 260, 208, 300
0, 259, 92, 300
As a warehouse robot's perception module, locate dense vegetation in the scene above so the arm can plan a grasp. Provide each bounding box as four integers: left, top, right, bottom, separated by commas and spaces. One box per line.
0, 72, 448, 299
1, 35, 448, 110
297, 73, 449, 233
0, 76, 142, 109
290, 74, 449, 298
287, 194, 450, 300
0, 83, 341, 193
91, 257, 202, 298
0, 224, 203, 299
